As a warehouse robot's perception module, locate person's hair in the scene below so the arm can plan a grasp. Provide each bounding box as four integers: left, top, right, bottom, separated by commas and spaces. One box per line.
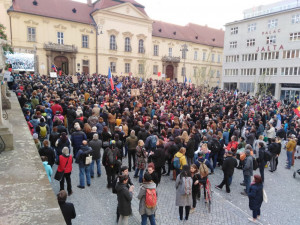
103, 126, 108, 133
190, 164, 198, 172
179, 147, 186, 154
148, 162, 155, 170
99, 117, 104, 123
258, 142, 264, 148
93, 133, 99, 140
157, 139, 164, 146
41, 156, 48, 162
119, 174, 129, 183
271, 138, 275, 143
254, 174, 262, 184
143, 172, 152, 182
120, 166, 128, 172
174, 137, 181, 144
62, 147, 69, 155
43, 139, 49, 147
57, 190, 67, 203
138, 139, 144, 146
259, 135, 264, 140
180, 164, 191, 178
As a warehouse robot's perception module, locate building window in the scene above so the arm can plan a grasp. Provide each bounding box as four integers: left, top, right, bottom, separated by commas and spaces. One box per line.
138, 64, 144, 74
125, 37, 131, 52
153, 65, 158, 75
216, 70, 220, 77
229, 41, 237, 48
260, 68, 278, 76
181, 67, 186, 76
261, 51, 279, 60
169, 48, 172, 57
182, 50, 186, 59
57, 32, 64, 44
83, 60, 89, 66
241, 68, 257, 76
153, 45, 159, 56
27, 27, 36, 42
110, 62, 116, 72
226, 55, 239, 62
268, 19, 278, 28
246, 39, 255, 47
266, 35, 276, 44
211, 53, 215, 62
125, 63, 130, 73
110, 35, 117, 50
230, 27, 238, 35
210, 70, 214, 78
224, 69, 238, 76
242, 53, 258, 61
283, 49, 300, 59
290, 32, 300, 41
217, 54, 221, 63
292, 14, 300, 24
82, 35, 88, 48
194, 51, 198, 60
248, 23, 256, 32
138, 39, 145, 53
202, 52, 206, 61
240, 83, 254, 93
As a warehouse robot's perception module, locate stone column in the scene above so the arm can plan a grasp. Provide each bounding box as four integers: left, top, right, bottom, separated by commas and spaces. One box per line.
46, 52, 51, 75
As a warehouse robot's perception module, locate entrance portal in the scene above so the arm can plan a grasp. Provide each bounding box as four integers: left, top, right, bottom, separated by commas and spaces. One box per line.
166, 65, 174, 80
54, 56, 69, 75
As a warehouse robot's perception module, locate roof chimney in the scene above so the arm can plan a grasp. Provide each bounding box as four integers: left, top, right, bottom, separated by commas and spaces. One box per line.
87, 0, 92, 7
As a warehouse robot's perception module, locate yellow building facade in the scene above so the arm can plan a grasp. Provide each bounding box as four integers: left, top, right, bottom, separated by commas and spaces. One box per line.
0, 0, 224, 87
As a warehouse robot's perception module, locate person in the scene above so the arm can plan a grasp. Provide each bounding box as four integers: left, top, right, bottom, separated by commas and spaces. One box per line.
71, 124, 87, 158
173, 147, 188, 176
75, 140, 93, 189
148, 139, 165, 184
190, 164, 201, 213
215, 151, 237, 193
147, 163, 159, 186
116, 174, 134, 225
137, 172, 157, 225
175, 165, 193, 221
248, 175, 264, 223
41, 156, 52, 182
258, 142, 266, 183
58, 147, 73, 196
268, 138, 277, 172
125, 130, 138, 172
134, 140, 148, 183
89, 133, 102, 178
33, 133, 41, 150
39, 140, 56, 167
286, 135, 296, 169
36, 118, 49, 145
241, 150, 253, 196
57, 190, 76, 225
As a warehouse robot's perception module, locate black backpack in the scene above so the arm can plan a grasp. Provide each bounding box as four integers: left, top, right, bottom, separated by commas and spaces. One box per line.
253, 157, 259, 170
263, 149, 272, 162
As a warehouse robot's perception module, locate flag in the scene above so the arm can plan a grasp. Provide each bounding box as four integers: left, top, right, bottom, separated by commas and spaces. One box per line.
189, 78, 191, 83
139, 77, 143, 83
158, 72, 161, 77
51, 64, 57, 72
108, 67, 114, 90
234, 90, 238, 98
59, 70, 62, 76
184, 75, 187, 84
276, 113, 282, 129
115, 82, 122, 92
294, 106, 300, 117
276, 101, 281, 108
8, 68, 12, 72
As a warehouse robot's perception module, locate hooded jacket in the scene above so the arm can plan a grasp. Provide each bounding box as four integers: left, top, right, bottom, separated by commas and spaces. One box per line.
126, 133, 138, 150
137, 182, 157, 215
174, 152, 187, 170
116, 182, 132, 216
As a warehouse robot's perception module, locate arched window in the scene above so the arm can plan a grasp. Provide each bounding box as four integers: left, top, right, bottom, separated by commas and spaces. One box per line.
138, 39, 144, 53
110, 35, 117, 50
125, 37, 131, 52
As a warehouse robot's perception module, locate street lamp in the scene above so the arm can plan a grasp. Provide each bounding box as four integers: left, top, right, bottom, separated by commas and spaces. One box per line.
91, 23, 103, 75
180, 44, 188, 83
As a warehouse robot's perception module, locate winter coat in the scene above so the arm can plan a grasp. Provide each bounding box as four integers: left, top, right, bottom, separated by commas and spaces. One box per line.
136, 146, 147, 170
126, 134, 138, 151
58, 154, 73, 174
116, 183, 133, 216
268, 143, 278, 155
71, 131, 87, 150
258, 147, 266, 165
59, 201, 76, 225
138, 129, 149, 142
88, 139, 102, 160
87, 115, 99, 128
137, 182, 157, 215
286, 139, 296, 152
243, 155, 253, 176
248, 183, 263, 210
39, 146, 56, 167
186, 138, 195, 158
245, 132, 256, 146
174, 152, 187, 170
266, 127, 276, 139
42, 161, 53, 182
56, 138, 71, 156
150, 145, 165, 168
175, 175, 193, 207
75, 145, 93, 167
222, 156, 237, 176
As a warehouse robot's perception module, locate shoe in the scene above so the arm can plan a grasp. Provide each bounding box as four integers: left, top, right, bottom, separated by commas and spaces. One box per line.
87, 184, 90, 187
240, 183, 246, 186
166, 173, 170, 176
133, 175, 138, 178
97, 174, 101, 177
91, 176, 94, 178
257, 216, 260, 220
241, 191, 247, 196
215, 185, 221, 190
77, 185, 85, 189
226, 190, 230, 193
248, 218, 258, 223
68, 191, 73, 196
190, 208, 195, 214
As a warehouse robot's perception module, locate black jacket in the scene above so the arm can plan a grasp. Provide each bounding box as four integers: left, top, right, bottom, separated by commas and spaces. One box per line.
88, 139, 102, 160
248, 183, 263, 211
39, 146, 56, 167
268, 143, 278, 155
186, 138, 195, 158
116, 183, 132, 216
59, 201, 76, 225
149, 145, 165, 168
222, 156, 237, 176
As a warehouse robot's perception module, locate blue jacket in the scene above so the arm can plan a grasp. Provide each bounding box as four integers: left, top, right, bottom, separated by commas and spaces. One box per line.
43, 161, 53, 182
248, 183, 263, 210
71, 131, 87, 150
223, 131, 229, 145
75, 145, 93, 167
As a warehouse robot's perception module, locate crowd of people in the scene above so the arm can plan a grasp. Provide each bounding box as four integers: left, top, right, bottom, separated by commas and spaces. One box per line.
10, 72, 300, 224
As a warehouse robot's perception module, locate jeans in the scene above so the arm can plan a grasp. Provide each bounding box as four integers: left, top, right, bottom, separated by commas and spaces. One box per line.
244, 174, 251, 194
270, 155, 276, 171
128, 150, 136, 171
228, 175, 233, 186
60, 172, 72, 193
209, 152, 218, 168
134, 168, 144, 183
287, 151, 293, 168
79, 166, 91, 187
179, 206, 190, 221
105, 166, 116, 187
141, 214, 156, 225
205, 160, 214, 173
252, 208, 261, 219
117, 215, 128, 225
90, 159, 101, 177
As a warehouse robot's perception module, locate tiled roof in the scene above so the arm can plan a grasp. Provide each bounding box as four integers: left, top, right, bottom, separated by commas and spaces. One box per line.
94, 0, 147, 15
152, 21, 224, 48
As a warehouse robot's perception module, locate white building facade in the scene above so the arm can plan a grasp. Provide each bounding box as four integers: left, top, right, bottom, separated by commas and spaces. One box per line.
222, 0, 300, 102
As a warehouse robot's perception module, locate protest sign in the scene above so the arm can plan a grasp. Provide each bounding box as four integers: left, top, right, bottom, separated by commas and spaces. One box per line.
50, 72, 57, 78
72, 75, 78, 83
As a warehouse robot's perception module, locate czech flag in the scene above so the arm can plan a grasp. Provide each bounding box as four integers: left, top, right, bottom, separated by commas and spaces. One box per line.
116, 82, 122, 92
51, 64, 57, 72
234, 90, 238, 98
294, 106, 300, 117
158, 72, 161, 77
108, 67, 114, 90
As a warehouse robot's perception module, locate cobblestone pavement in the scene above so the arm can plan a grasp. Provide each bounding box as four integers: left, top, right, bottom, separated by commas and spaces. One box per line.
51, 150, 300, 225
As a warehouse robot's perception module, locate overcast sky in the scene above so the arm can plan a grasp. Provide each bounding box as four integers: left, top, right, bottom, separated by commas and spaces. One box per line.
75, 0, 281, 29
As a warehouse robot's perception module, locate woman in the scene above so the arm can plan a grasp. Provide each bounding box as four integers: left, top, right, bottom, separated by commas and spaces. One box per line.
56, 132, 71, 157
39, 140, 56, 167
147, 163, 159, 186
137, 173, 157, 225
149, 139, 165, 184
179, 131, 190, 147
248, 175, 264, 223
190, 164, 201, 213
57, 147, 73, 196
134, 140, 148, 183
175, 165, 193, 221
173, 147, 188, 176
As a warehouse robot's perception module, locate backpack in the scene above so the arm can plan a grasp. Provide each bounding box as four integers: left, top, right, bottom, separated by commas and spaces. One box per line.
253, 157, 258, 170
263, 149, 272, 162
149, 136, 157, 149
39, 125, 47, 138
145, 189, 157, 208
107, 148, 117, 166
199, 160, 209, 177
179, 177, 192, 195
210, 139, 221, 153
173, 156, 181, 169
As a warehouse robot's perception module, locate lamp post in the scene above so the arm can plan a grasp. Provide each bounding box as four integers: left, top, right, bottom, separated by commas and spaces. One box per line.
91, 23, 103, 75
180, 44, 188, 83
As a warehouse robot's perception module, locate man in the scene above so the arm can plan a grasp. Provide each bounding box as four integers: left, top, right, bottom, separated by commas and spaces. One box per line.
71, 124, 87, 158
57, 190, 76, 225
258, 142, 266, 182
268, 138, 278, 172
66, 105, 76, 133
51, 100, 63, 116
215, 151, 237, 193
35, 118, 49, 145
87, 112, 99, 128
75, 140, 92, 189
125, 130, 138, 172
89, 133, 102, 178
241, 150, 253, 196
145, 130, 158, 153
286, 135, 296, 169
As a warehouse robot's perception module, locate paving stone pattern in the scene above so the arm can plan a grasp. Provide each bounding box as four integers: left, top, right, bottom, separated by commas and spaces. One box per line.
51, 150, 300, 225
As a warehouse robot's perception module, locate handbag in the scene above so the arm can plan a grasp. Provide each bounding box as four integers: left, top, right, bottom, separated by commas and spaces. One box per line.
263, 188, 268, 203
54, 156, 70, 182
85, 154, 93, 165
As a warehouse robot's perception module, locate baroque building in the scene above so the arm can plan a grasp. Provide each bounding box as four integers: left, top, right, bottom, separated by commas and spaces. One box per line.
0, 0, 224, 86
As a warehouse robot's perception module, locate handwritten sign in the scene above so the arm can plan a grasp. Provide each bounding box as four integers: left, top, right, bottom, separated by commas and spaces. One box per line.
50, 72, 57, 78
72, 75, 78, 83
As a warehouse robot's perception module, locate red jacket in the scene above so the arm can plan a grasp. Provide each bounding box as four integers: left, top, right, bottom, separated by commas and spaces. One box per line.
51, 104, 63, 115
226, 141, 238, 153
58, 155, 73, 173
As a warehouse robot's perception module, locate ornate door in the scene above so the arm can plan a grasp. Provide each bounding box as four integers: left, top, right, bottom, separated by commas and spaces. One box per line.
166, 65, 174, 80
54, 56, 69, 75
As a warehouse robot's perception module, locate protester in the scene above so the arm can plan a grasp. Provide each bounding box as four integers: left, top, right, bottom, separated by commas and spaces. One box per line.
57, 190, 76, 225
248, 175, 264, 223
134, 140, 147, 183
58, 147, 73, 195
241, 150, 253, 196
89, 133, 102, 178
